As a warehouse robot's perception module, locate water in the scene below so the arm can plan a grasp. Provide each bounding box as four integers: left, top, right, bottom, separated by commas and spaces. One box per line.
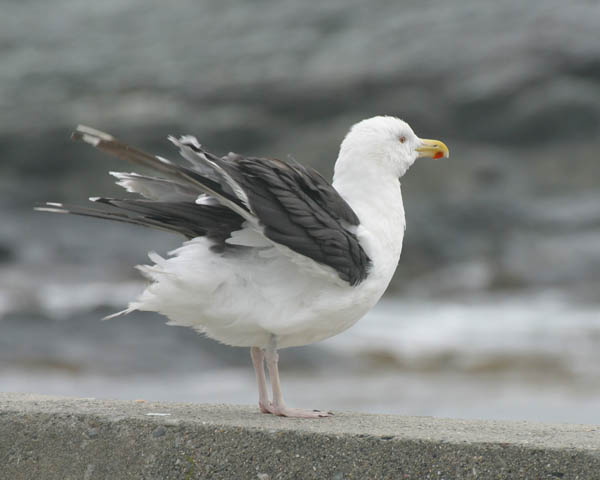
1, 0, 599, 423
2, 276, 599, 423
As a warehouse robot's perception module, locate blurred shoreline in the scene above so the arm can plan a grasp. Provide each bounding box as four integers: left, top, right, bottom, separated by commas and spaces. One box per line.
2, 292, 599, 423
1, 0, 599, 423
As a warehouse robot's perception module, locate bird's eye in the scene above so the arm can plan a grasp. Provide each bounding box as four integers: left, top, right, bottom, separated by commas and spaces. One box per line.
399, 136, 406, 144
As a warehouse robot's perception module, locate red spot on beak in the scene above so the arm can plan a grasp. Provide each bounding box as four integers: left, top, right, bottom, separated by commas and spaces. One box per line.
433, 151, 444, 159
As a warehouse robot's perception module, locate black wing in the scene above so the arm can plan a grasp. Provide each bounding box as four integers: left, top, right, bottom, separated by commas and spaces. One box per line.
38, 125, 371, 285
37, 198, 244, 248
37, 126, 247, 252
213, 155, 371, 285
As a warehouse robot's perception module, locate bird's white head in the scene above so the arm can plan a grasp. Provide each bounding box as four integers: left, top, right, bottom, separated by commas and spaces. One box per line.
336, 116, 449, 179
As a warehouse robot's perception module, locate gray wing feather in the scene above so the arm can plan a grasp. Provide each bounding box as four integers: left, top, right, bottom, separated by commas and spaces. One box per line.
109, 172, 200, 202
190, 153, 372, 285
72, 125, 249, 219
43, 125, 370, 284
36, 199, 244, 243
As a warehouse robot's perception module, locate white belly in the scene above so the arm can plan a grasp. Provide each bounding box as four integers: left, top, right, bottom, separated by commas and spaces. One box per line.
128, 230, 399, 349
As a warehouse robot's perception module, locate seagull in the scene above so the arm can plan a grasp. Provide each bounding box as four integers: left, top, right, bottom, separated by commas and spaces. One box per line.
37, 116, 449, 418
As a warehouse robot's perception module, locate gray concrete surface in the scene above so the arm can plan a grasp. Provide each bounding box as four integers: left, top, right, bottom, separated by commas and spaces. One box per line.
1, 393, 599, 479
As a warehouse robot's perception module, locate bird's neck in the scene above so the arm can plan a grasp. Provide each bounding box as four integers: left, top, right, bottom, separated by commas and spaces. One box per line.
332, 156, 406, 275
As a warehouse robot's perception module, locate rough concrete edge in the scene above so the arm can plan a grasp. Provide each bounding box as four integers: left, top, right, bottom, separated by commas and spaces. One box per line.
1, 393, 600, 480
2, 393, 599, 450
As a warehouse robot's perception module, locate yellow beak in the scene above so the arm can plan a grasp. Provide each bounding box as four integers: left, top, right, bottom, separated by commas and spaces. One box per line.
415, 138, 450, 159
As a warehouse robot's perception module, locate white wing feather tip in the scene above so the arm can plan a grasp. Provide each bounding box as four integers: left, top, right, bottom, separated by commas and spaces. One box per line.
34, 202, 68, 213
109, 171, 139, 178
75, 125, 114, 141
195, 194, 218, 206
34, 207, 68, 214
80, 134, 101, 147
179, 135, 201, 149
102, 307, 134, 320
156, 155, 173, 165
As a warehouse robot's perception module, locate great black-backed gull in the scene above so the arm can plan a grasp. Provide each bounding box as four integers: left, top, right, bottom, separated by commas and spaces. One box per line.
37, 116, 449, 418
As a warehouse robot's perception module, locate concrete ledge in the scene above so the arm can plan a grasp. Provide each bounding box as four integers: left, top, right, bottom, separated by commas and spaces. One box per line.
1, 393, 599, 479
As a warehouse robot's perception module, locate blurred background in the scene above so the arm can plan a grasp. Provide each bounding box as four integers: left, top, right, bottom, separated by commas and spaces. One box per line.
1, 0, 599, 423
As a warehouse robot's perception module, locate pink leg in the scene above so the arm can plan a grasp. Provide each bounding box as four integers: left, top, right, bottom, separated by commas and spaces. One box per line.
250, 347, 271, 414
264, 348, 332, 418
